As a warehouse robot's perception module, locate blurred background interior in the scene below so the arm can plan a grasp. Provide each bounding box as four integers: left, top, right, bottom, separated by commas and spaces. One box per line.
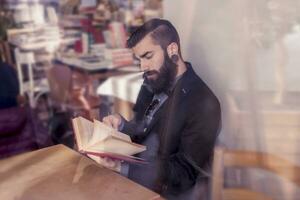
0, 0, 300, 199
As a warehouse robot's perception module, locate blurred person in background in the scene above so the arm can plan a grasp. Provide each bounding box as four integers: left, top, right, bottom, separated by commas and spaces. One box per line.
0, 61, 20, 108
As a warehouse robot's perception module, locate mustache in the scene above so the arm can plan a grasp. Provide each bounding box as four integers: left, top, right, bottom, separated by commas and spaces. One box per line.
143, 70, 159, 79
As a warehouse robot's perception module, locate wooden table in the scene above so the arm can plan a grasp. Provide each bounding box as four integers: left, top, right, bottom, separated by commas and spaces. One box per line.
0, 145, 163, 200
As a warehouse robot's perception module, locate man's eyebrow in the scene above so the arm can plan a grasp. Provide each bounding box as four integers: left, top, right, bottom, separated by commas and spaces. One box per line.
139, 51, 152, 59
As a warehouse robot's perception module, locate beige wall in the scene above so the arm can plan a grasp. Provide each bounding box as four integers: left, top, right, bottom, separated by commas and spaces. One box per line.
163, 1, 300, 199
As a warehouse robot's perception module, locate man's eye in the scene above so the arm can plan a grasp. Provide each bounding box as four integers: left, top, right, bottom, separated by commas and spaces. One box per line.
145, 55, 153, 59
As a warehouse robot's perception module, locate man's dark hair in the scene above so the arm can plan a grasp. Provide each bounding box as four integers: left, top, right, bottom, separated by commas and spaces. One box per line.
127, 18, 182, 56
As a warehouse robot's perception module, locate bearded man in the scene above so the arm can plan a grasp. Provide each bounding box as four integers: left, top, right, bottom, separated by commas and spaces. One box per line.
102, 18, 221, 199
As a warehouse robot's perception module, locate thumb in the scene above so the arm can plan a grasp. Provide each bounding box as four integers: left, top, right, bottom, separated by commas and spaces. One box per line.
112, 115, 121, 130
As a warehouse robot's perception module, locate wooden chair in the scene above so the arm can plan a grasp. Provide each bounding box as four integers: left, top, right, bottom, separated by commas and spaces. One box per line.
14, 48, 50, 108
46, 64, 101, 120
211, 147, 300, 200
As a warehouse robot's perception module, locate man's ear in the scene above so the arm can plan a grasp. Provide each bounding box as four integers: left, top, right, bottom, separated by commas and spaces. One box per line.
167, 42, 179, 58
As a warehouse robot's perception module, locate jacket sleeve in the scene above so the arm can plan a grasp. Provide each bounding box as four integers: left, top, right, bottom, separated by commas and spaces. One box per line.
119, 115, 148, 143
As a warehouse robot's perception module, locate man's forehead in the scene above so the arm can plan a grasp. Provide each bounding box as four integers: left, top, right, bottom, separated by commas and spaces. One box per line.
132, 35, 161, 57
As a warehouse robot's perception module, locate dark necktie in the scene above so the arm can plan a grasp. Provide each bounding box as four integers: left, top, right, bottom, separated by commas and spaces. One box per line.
144, 98, 160, 126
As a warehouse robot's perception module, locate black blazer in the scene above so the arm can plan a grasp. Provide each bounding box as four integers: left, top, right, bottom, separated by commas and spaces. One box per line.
122, 63, 221, 195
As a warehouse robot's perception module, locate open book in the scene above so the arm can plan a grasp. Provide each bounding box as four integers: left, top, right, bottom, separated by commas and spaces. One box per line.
72, 116, 147, 164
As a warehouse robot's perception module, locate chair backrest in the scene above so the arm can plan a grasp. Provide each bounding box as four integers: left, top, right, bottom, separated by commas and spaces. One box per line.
211, 147, 300, 200
46, 64, 72, 105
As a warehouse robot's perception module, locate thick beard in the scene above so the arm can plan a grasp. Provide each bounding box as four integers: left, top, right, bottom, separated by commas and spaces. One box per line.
143, 53, 178, 94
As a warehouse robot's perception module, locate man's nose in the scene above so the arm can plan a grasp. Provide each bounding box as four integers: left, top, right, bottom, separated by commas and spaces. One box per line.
140, 60, 149, 72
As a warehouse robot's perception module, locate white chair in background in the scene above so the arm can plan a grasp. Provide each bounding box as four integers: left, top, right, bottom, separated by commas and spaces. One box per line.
14, 48, 49, 108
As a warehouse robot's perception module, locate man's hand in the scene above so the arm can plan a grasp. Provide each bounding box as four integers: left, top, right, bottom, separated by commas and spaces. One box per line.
93, 156, 122, 172
102, 114, 122, 130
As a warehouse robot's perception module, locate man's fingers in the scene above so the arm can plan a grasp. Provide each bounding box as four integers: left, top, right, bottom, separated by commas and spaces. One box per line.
112, 117, 120, 129
98, 157, 121, 172
102, 117, 113, 127
102, 115, 121, 130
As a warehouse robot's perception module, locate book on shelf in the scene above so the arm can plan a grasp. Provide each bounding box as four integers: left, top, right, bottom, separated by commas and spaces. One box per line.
111, 48, 134, 67
109, 22, 127, 48
72, 116, 147, 164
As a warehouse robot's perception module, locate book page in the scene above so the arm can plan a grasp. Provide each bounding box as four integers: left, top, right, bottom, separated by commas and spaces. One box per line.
89, 119, 131, 147
72, 117, 146, 159
87, 136, 146, 156
72, 117, 94, 150
83, 151, 147, 164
